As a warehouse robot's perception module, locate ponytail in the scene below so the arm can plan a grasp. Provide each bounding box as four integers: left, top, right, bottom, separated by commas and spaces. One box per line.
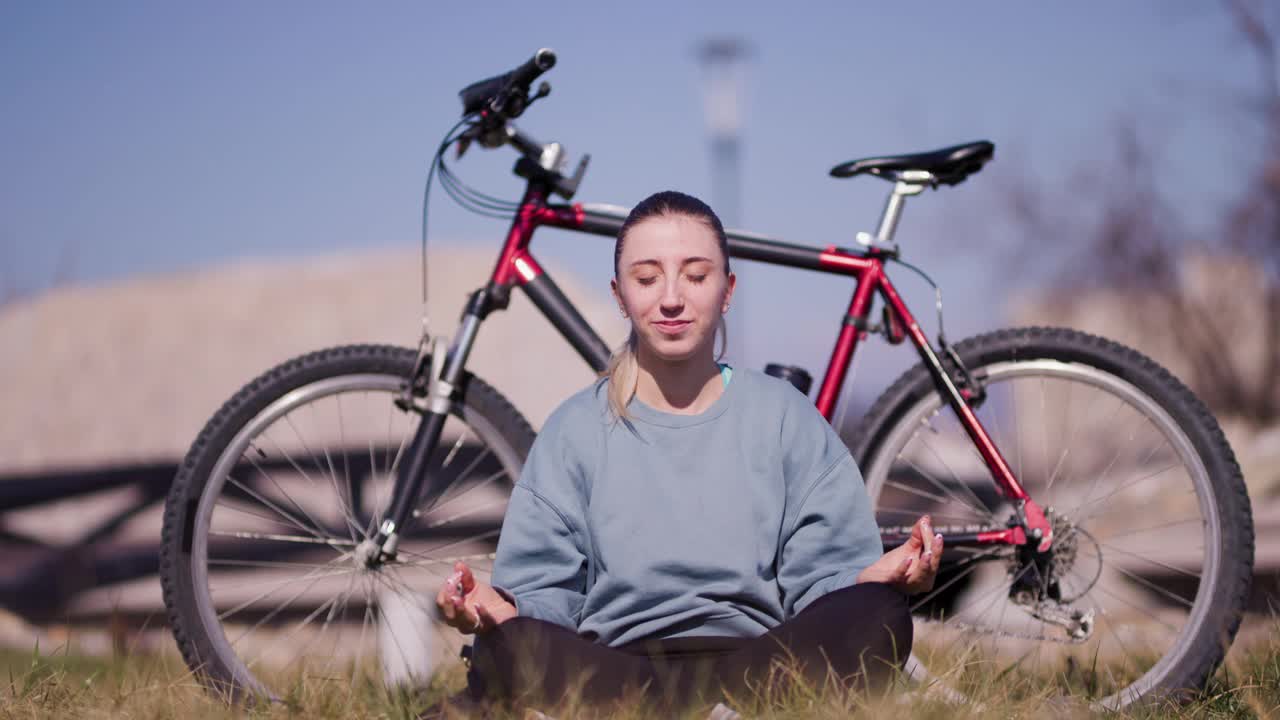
605, 330, 640, 420
716, 315, 728, 362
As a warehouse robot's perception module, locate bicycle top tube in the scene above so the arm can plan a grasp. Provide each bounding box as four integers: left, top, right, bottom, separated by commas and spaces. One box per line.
529, 199, 886, 277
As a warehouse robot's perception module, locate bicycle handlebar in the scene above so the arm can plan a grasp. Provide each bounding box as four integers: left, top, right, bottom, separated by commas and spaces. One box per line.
451, 48, 589, 199
457, 48, 556, 119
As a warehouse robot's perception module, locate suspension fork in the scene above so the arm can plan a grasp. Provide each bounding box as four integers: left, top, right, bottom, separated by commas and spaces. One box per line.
372, 286, 498, 558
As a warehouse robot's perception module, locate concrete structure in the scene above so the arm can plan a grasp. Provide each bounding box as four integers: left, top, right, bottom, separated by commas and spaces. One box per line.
0, 246, 624, 666
0, 245, 624, 476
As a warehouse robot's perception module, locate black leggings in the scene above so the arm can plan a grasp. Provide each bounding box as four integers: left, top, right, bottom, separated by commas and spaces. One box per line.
464, 583, 912, 712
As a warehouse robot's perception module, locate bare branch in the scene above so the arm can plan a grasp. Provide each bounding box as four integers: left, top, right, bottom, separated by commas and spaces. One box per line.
999, 3, 1280, 425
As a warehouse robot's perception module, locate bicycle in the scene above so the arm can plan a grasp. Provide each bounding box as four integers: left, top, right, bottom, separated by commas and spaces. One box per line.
159, 49, 1254, 710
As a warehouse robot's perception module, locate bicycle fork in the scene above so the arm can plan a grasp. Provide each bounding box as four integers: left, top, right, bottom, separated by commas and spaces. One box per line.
364, 290, 492, 564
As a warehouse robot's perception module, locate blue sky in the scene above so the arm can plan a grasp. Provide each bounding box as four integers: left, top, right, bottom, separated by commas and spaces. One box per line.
0, 1, 1258, 394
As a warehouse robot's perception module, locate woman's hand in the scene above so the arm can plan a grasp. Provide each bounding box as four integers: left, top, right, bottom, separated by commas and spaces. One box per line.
435, 561, 518, 634
856, 515, 944, 595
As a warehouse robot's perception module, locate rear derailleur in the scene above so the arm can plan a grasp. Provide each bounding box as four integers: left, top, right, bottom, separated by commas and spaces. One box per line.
1007, 515, 1095, 642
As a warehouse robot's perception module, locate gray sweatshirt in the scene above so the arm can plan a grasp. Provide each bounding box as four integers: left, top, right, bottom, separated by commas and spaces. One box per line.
490, 368, 883, 648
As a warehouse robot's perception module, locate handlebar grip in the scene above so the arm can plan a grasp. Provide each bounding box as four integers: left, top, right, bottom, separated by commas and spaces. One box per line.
458, 49, 557, 118
507, 48, 557, 91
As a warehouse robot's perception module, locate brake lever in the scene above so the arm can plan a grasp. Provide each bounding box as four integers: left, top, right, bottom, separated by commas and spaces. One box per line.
525, 82, 551, 109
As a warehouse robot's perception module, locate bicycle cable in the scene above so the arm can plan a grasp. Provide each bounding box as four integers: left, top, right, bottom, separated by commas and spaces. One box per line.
437, 165, 521, 217
419, 115, 476, 318
437, 155, 522, 212
886, 256, 951, 347
419, 112, 526, 343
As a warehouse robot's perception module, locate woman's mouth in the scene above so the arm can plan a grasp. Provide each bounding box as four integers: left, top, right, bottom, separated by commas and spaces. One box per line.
653, 319, 692, 335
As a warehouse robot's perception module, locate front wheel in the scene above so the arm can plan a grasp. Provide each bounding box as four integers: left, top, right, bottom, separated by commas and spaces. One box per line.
160, 344, 536, 700
851, 327, 1253, 709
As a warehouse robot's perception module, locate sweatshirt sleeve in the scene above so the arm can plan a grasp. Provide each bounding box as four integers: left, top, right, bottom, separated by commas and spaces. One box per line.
489, 405, 591, 631
776, 392, 884, 617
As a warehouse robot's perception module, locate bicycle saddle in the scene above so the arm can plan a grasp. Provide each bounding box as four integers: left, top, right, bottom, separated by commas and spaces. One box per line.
829, 140, 994, 186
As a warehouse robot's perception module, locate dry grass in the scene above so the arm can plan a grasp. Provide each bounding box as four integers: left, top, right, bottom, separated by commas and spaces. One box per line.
1, 620, 1277, 720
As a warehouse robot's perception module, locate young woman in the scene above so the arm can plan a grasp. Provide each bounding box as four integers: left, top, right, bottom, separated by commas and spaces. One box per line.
430, 191, 942, 716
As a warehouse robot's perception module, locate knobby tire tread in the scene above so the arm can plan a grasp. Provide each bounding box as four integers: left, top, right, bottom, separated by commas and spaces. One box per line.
159, 344, 534, 697
850, 326, 1252, 702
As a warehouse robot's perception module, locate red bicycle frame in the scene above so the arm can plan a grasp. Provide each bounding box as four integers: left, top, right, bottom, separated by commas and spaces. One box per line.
468, 183, 1053, 552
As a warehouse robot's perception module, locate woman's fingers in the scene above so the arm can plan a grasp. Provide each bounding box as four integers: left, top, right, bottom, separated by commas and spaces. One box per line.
438, 566, 472, 627
916, 515, 933, 546
440, 571, 460, 617
475, 601, 494, 631
454, 595, 486, 634
451, 593, 479, 631
436, 565, 502, 633
903, 532, 945, 593
920, 528, 935, 566
897, 554, 915, 580
446, 567, 464, 595
437, 586, 457, 622
883, 553, 915, 589
900, 514, 931, 556
458, 561, 476, 594
875, 522, 945, 595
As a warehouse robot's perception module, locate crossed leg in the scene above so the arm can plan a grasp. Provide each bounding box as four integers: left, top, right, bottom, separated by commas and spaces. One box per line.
464, 582, 912, 712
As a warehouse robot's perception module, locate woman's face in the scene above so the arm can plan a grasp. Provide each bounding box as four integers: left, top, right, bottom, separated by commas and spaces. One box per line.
611, 214, 735, 364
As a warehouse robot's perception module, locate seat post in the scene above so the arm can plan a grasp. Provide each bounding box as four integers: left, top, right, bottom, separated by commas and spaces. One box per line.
874, 170, 932, 245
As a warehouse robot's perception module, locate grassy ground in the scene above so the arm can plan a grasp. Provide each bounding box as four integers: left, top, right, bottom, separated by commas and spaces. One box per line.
1, 621, 1277, 719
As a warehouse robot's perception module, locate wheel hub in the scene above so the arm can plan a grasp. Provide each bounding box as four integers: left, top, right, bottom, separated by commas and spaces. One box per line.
354, 539, 386, 570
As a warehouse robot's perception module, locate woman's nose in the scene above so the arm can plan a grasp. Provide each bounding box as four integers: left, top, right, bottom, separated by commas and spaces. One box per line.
659, 279, 683, 311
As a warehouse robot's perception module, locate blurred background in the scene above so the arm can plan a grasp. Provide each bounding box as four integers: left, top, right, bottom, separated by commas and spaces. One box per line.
1, 0, 1276, 661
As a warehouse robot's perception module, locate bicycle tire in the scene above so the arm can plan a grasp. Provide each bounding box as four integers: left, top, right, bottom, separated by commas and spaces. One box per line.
160, 344, 535, 700
850, 326, 1252, 709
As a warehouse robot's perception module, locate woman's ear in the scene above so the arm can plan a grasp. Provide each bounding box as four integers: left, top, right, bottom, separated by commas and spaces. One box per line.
721, 272, 737, 314
610, 278, 628, 318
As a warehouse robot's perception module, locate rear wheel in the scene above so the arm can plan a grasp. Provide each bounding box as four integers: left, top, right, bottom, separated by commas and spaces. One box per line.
852, 327, 1253, 709
160, 344, 535, 699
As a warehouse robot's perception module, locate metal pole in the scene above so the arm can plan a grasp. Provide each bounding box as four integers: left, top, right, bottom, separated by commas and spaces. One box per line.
698, 38, 751, 366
